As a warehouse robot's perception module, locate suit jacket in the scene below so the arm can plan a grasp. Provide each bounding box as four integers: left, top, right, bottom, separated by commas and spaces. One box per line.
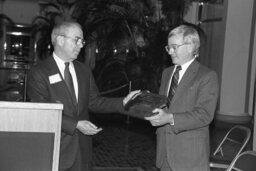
27, 56, 124, 169
156, 60, 219, 171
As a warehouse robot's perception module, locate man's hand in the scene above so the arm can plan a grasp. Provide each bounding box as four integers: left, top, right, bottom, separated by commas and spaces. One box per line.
123, 90, 141, 106
145, 108, 174, 126
76, 120, 103, 135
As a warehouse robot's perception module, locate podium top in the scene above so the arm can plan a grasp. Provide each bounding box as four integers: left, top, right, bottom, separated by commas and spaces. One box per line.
0, 101, 63, 110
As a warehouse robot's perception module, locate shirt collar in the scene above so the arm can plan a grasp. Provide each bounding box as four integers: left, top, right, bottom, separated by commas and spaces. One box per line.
53, 52, 74, 67
177, 58, 195, 71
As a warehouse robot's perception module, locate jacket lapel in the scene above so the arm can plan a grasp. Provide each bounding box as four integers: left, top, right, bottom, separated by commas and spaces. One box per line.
73, 62, 81, 107
170, 60, 199, 105
73, 61, 89, 113
47, 56, 77, 108
162, 67, 175, 96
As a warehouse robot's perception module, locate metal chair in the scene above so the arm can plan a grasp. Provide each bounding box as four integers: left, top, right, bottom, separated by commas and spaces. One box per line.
226, 150, 256, 171
209, 125, 251, 169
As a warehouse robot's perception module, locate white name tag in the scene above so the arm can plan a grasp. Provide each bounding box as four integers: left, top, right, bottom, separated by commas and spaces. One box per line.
49, 73, 62, 84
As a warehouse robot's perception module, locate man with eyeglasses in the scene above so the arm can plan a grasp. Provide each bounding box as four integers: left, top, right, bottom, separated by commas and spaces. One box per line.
145, 24, 219, 171
27, 21, 139, 171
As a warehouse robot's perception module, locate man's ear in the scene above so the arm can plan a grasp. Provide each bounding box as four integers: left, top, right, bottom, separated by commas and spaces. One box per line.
184, 36, 195, 54
56, 35, 64, 46
187, 43, 195, 54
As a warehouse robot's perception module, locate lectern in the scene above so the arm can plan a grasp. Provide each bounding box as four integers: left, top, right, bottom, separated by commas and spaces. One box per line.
0, 101, 63, 171
254, 114, 256, 151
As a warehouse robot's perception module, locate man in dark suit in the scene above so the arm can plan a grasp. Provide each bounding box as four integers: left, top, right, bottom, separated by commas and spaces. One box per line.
145, 25, 219, 171
27, 21, 138, 171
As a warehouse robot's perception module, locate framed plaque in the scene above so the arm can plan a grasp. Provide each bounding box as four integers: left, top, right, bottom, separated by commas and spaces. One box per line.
124, 91, 170, 118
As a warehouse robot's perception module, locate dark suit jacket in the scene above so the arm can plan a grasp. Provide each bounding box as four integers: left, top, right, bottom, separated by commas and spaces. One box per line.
27, 56, 124, 169
156, 60, 219, 171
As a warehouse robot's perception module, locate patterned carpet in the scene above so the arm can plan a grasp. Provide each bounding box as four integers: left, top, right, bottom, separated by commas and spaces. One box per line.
91, 113, 158, 171
90, 113, 253, 171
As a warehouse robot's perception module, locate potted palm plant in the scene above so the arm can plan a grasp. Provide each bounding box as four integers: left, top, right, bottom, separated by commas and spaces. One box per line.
32, 0, 79, 61
31, 0, 194, 94
74, 0, 155, 94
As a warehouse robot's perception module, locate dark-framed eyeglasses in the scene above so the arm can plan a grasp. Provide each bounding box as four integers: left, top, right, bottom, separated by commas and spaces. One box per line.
60, 35, 86, 47
165, 43, 190, 52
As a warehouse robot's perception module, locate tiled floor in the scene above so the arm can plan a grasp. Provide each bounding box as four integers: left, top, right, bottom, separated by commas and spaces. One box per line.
90, 113, 253, 171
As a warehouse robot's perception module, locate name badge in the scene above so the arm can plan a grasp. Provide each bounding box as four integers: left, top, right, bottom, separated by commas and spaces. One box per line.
49, 73, 62, 84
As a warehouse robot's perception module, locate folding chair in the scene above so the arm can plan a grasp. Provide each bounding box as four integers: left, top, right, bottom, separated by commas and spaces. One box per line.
226, 150, 256, 171
209, 125, 251, 169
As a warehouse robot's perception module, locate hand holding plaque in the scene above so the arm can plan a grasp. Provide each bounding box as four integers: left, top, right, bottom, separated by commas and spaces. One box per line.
124, 91, 170, 119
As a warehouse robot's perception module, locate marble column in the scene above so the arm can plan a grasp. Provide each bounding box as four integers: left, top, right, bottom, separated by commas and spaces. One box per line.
184, 0, 255, 124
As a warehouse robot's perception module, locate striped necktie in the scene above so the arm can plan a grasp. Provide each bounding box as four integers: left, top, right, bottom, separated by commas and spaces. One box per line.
168, 65, 182, 101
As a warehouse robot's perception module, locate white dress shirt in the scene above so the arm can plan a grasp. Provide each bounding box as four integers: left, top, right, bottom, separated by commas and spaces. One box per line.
53, 53, 78, 101
167, 58, 195, 96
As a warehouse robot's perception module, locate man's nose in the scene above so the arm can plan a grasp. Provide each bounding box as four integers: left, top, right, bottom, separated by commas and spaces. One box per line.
77, 43, 83, 48
168, 49, 174, 55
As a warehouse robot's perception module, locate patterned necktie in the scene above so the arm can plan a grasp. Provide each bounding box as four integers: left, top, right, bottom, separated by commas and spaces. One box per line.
168, 65, 182, 101
64, 62, 76, 103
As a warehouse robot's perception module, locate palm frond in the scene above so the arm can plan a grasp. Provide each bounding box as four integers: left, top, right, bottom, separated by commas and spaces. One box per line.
39, 1, 61, 11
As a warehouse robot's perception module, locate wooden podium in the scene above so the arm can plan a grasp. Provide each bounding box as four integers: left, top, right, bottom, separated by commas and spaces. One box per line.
254, 114, 256, 151
0, 101, 63, 171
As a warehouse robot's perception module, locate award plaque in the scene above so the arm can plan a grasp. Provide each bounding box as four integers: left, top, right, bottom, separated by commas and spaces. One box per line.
124, 91, 170, 118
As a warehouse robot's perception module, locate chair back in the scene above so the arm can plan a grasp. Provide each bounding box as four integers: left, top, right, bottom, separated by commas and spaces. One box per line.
213, 125, 251, 157
226, 150, 256, 171
225, 125, 251, 155
210, 125, 251, 169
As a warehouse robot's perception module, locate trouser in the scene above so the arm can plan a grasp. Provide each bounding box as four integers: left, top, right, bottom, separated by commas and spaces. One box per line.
59, 150, 92, 171
160, 157, 173, 171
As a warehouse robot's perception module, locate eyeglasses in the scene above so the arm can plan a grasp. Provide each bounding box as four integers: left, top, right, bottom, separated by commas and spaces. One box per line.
165, 43, 190, 52
60, 35, 86, 47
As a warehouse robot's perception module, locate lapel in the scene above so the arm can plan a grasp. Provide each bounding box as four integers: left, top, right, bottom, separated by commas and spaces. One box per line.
47, 56, 77, 108
162, 66, 175, 96
170, 60, 200, 105
73, 60, 88, 112
73, 61, 81, 108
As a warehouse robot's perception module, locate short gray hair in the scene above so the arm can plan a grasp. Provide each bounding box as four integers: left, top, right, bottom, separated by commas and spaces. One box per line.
168, 25, 200, 50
